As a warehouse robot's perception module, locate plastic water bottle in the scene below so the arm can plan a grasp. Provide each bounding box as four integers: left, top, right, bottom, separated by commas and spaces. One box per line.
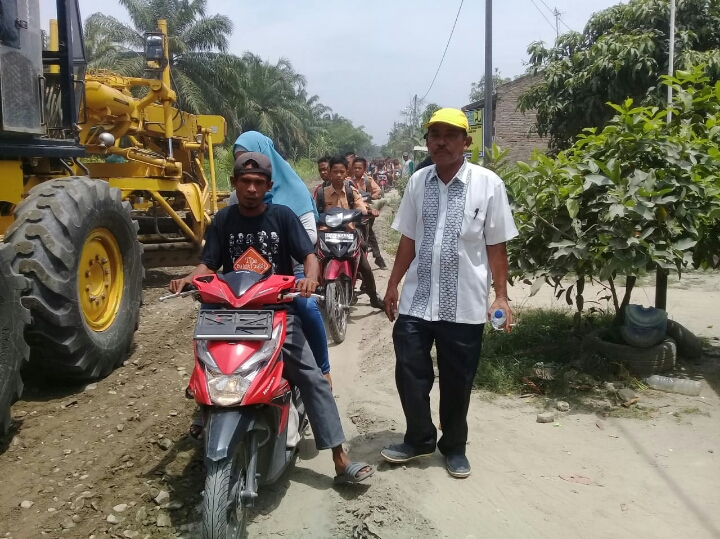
645, 375, 701, 397
490, 309, 507, 331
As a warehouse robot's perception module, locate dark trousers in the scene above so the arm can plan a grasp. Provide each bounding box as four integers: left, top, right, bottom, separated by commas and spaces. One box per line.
357, 251, 378, 299
393, 315, 484, 456
282, 314, 345, 450
367, 218, 383, 263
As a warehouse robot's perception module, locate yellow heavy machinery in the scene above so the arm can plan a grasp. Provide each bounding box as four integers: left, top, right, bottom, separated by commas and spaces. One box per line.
0, 0, 226, 433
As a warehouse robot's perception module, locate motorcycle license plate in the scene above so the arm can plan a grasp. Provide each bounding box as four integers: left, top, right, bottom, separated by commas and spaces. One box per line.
323, 232, 354, 242
194, 309, 273, 340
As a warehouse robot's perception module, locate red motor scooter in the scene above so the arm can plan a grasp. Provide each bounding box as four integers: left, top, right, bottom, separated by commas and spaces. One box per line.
316, 207, 369, 344
160, 269, 322, 539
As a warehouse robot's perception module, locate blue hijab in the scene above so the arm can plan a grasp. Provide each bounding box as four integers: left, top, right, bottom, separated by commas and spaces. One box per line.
233, 131, 318, 219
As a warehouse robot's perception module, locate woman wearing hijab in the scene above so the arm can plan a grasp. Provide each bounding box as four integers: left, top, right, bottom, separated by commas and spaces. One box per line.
227, 132, 332, 387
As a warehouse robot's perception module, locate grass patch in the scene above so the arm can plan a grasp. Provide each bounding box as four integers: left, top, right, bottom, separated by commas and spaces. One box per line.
379, 199, 402, 255
475, 308, 613, 394
604, 406, 658, 420
383, 229, 402, 255
677, 406, 711, 417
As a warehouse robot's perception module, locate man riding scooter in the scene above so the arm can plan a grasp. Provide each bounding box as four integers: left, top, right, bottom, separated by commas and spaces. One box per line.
169, 153, 375, 484
314, 155, 385, 309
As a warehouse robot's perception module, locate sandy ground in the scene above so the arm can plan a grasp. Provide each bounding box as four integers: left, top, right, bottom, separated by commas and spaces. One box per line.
1, 209, 719, 539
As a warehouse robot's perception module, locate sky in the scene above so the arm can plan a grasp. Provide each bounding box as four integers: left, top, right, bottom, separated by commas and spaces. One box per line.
40, 0, 626, 144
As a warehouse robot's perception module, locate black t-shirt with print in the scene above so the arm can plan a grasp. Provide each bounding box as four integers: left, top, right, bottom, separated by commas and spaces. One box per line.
200, 203, 314, 275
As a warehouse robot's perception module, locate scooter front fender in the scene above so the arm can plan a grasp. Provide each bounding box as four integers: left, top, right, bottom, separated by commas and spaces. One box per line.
324, 259, 352, 282
204, 408, 256, 465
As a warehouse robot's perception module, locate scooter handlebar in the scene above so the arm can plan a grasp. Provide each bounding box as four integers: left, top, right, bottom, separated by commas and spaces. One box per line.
158, 284, 198, 302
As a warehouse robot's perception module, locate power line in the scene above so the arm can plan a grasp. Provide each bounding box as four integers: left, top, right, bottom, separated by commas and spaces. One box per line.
420, 0, 465, 102
528, 0, 557, 34
537, 0, 573, 32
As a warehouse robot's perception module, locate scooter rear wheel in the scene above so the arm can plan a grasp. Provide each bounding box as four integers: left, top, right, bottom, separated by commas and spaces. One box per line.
202, 443, 249, 539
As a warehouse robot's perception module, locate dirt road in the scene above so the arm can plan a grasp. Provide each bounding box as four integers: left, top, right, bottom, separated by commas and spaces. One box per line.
2, 223, 720, 538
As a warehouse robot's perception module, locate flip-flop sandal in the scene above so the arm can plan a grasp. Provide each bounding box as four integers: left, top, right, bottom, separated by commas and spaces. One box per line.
334, 462, 375, 484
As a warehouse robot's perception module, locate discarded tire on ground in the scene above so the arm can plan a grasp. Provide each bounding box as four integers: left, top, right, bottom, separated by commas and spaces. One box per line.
0, 243, 30, 435
5, 178, 143, 380
666, 319, 703, 359
585, 328, 676, 377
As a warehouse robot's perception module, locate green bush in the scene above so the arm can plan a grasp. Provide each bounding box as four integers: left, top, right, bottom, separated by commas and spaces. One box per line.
506, 67, 720, 317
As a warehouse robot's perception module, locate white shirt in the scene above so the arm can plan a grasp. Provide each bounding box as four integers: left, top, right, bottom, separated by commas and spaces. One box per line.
392, 161, 518, 324
402, 159, 412, 177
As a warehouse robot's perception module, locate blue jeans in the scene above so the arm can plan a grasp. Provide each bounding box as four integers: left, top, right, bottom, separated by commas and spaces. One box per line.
293, 271, 331, 374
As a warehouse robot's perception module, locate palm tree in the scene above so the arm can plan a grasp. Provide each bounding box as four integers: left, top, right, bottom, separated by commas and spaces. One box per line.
84, 0, 242, 131
234, 53, 311, 156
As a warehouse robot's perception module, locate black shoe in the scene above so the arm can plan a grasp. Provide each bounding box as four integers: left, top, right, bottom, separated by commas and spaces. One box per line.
446, 454, 471, 478
381, 443, 435, 464
370, 294, 384, 310
375, 259, 388, 270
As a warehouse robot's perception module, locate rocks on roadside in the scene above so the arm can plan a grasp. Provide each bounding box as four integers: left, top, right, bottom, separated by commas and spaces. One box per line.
537, 412, 556, 424
135, 506, 148, 523
556, 401, 570, 412
123, 531, 140, 539
153, 490, 170, 506
20, 500, 34, 509
113, 504, 128, 513
157, 438, 173, 451
617, 388, 639, 407
156, 513, 171, 528
107, 514, 120, 525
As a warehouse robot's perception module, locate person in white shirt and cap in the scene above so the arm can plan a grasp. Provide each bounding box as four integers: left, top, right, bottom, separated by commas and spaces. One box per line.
381, 108, 519, 478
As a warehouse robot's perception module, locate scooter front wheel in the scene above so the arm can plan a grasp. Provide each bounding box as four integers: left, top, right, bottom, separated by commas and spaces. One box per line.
325, 280, 348, 343
202, 443, 249, 539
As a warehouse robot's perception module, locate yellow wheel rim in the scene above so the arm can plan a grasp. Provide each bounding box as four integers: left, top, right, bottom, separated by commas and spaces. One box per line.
78, 228, 124, 331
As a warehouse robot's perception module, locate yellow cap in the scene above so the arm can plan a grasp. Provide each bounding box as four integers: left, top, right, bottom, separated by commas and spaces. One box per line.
423, 108, 470, 131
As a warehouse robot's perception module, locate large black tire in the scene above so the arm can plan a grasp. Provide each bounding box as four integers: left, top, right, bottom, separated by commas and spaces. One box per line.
0, 243, 30, 435
203, 444, 249, 539
325, 280, 348, 343
5, 178, 143, 380
585, 328, 676, 377
666, 319, 703, 359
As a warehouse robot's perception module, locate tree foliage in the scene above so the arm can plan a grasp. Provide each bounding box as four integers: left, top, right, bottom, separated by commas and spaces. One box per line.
382, 101, 440, 156
469, 69, 512, 102
507, 67, 720, 317
84, 0, 373, 158
519, 0, 720, 153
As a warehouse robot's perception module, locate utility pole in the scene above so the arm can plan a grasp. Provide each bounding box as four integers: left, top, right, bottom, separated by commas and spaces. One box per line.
410, 94, 418, 153
552, 8, 561, 39
483, 0, 493, 164
656, 0, 676, 311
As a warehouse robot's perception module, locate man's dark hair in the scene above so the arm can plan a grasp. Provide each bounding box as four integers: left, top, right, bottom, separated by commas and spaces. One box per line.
353, 157, 368, 168
329, 155, 349, 169
317, 155, 330, 165
344, 151, 355, 158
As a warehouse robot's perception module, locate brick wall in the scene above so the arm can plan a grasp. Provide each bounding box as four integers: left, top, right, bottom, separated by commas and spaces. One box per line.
493, 73, 546, 164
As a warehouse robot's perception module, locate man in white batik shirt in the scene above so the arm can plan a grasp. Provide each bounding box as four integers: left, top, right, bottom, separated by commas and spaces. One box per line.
381, 108, 518, 479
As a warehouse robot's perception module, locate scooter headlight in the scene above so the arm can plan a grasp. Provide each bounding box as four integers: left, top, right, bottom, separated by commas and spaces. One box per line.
325, 213, 343, 228
206, 370, 251, 406
204, 323, 283, 406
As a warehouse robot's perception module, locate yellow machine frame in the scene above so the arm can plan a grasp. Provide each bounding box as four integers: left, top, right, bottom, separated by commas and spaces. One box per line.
0, 19, 227, 268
